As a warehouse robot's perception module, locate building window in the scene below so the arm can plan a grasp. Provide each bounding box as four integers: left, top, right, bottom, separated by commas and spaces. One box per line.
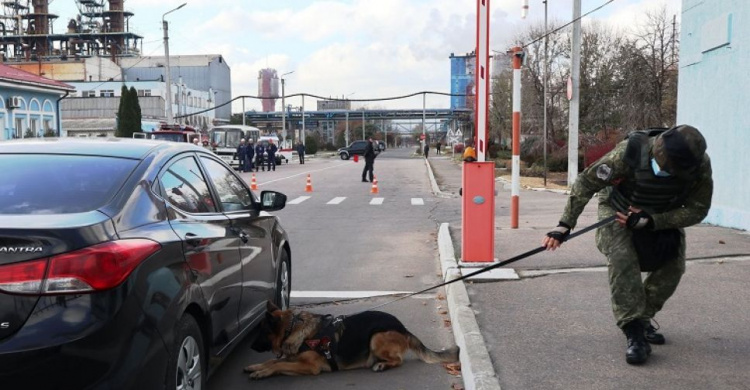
83, 90, 96, 98
15, 118, 23, 138
44, 119, 53, 135
100, 90, 115, 97
31, 118, 39, 137
137, 89, 152, 97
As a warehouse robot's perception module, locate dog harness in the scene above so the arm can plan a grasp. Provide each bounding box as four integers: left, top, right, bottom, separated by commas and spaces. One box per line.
297, 315, 345, 371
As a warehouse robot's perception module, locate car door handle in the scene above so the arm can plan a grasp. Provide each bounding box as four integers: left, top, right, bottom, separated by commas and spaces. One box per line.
184, 233, 202, 247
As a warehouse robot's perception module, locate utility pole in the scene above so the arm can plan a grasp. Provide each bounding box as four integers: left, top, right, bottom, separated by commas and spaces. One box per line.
568, 0, 581, 187
162, 3, 186, 125
543, 0, 548, 186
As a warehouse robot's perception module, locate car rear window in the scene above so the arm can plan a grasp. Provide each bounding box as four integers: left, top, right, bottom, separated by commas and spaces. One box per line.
0, 155, 138, 215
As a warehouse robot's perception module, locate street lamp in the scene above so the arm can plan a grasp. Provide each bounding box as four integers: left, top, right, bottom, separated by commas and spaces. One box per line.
280, 71, 294, 143
162, 2, 187, 125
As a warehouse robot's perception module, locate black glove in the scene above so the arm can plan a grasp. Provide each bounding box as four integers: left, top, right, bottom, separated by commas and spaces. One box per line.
626, 210, 654, 230
546, 222, 572, 242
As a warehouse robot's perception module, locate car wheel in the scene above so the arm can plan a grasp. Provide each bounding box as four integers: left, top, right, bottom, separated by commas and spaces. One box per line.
167, 315, 205, 390
340, 153, 349, 160
275, 250, 291, 310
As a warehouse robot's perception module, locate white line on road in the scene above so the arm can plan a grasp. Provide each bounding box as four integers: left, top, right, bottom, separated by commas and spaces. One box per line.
287, 196, 311, 205
256, 162, 350, 186
411, 198, 425, 205
327, 197, 346, 205
370, 197, 384, 205
291, 291, 413, 299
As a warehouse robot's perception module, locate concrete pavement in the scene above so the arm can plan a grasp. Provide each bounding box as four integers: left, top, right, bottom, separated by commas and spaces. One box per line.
426, 155, 750, 390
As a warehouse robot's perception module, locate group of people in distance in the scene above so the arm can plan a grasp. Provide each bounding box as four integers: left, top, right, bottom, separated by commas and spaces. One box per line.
236, 139, 278, 172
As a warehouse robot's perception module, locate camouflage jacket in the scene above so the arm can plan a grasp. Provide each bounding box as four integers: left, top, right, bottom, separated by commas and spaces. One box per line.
560, 139, 713, 231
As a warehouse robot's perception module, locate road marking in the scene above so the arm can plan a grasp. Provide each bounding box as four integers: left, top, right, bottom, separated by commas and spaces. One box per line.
411, 198, 425, 205
292, 291, 412, 299
287, 196, 311, 205
256, 162, 350, 186
327, 197, 346, 205
370, 197, 384, 205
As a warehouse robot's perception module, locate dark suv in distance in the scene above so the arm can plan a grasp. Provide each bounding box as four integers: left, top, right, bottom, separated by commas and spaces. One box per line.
0, 138, 292, 390
337, 140, 384, 160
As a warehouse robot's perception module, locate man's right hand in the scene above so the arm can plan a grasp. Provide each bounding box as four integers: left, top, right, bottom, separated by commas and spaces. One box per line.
543, 222, 571, 251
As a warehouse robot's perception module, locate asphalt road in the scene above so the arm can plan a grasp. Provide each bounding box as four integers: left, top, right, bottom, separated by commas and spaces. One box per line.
208, 147, 463, 389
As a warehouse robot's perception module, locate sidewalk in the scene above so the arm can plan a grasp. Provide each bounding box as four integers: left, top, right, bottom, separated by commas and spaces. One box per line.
426, 156, 750, 390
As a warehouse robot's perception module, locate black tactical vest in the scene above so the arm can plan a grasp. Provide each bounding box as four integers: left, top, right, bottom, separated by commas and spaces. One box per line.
609, 129, 693, 214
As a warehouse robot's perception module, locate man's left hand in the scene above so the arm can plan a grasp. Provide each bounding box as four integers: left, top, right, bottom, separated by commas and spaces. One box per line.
616, 206, 654, 230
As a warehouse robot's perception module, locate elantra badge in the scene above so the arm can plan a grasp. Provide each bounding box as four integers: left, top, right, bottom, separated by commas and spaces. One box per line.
0, 247, 43, 254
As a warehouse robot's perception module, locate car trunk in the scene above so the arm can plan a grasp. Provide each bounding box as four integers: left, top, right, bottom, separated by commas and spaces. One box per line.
0, 212, 115, 341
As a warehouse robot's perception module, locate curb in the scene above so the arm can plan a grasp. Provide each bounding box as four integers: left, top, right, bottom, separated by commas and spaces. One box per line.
438, 223, 502, 390
425, 158, 456, 199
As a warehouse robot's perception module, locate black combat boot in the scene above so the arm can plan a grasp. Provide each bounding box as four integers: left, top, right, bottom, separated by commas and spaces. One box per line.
643, 320, 665, 345
622, 320, 651, 365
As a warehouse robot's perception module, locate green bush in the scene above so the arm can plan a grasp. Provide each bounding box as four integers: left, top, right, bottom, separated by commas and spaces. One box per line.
305, 135, 319, 154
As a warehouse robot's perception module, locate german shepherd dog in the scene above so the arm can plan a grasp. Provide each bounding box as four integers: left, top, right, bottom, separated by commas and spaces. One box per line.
245, 301, 460, 379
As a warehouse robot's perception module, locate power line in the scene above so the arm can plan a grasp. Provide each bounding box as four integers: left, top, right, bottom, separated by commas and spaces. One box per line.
501, 0, 615, 50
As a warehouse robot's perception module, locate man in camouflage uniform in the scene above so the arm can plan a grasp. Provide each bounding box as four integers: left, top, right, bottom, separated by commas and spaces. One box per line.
542, 125, 713, 365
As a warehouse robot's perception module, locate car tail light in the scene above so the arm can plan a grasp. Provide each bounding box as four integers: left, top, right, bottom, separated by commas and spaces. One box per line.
0, 259, 47, 294
0, 240, 161, 295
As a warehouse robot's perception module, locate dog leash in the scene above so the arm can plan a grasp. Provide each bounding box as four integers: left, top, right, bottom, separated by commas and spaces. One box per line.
351, 215, 617, 315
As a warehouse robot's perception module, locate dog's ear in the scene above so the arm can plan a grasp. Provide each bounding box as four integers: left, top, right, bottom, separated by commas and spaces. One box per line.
266, 300, 280, 313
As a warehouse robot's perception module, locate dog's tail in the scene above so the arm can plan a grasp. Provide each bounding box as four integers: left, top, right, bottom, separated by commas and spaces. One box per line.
406, 333, 460, 364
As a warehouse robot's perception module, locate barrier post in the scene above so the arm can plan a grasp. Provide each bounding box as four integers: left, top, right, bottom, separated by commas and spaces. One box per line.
460, 0, 494, 263
510, 46, 524, 229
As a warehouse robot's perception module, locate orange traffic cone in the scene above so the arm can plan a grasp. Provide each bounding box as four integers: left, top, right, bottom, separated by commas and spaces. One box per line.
250, 173, 258, 190
305, 174, 313, 192
370, 176, 379, 194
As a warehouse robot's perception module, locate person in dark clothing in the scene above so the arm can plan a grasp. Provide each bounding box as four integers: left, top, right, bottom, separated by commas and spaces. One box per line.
236, 139, 247, 171
296, 142, 306, 164
542, 125, 713, 365
245, 140, 255, 172
423, 143, 430, 158
436, 141, 441, 155
255, 142, 265, 172
362, 137, 377, 182
266, 141, 278, 171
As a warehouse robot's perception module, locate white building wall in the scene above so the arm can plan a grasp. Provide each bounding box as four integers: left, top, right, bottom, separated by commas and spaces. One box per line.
677, 0, 750, 230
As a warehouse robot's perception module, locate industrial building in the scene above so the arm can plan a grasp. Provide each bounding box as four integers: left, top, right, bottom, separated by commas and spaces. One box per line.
0, 0, 231, 134
449, 52, 475, 111
120, 54, 231, 122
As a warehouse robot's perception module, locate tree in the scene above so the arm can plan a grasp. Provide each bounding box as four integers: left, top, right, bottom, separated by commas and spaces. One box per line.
116, 86, 143, 137
304, 135, 319, 154
129, 86, 142, 133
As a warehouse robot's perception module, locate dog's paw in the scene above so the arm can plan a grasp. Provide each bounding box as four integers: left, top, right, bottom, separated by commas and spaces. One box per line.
243, 364, 261, 373
371, 362, 388, 372
248, 369, 273, 380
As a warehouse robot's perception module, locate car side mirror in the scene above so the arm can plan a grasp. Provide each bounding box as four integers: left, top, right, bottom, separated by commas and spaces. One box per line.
259, 190, 287, 211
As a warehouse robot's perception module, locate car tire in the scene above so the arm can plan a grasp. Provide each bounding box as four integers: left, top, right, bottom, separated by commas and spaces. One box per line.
275, 250, 291, 310
166, 314, 205, 390
340, 153, 349, 160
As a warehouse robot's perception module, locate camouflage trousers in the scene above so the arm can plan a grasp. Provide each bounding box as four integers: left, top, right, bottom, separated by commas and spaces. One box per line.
595, 203, 686, 329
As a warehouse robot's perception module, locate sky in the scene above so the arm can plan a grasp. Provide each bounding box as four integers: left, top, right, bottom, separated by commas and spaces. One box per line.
46, 0, 681, 113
